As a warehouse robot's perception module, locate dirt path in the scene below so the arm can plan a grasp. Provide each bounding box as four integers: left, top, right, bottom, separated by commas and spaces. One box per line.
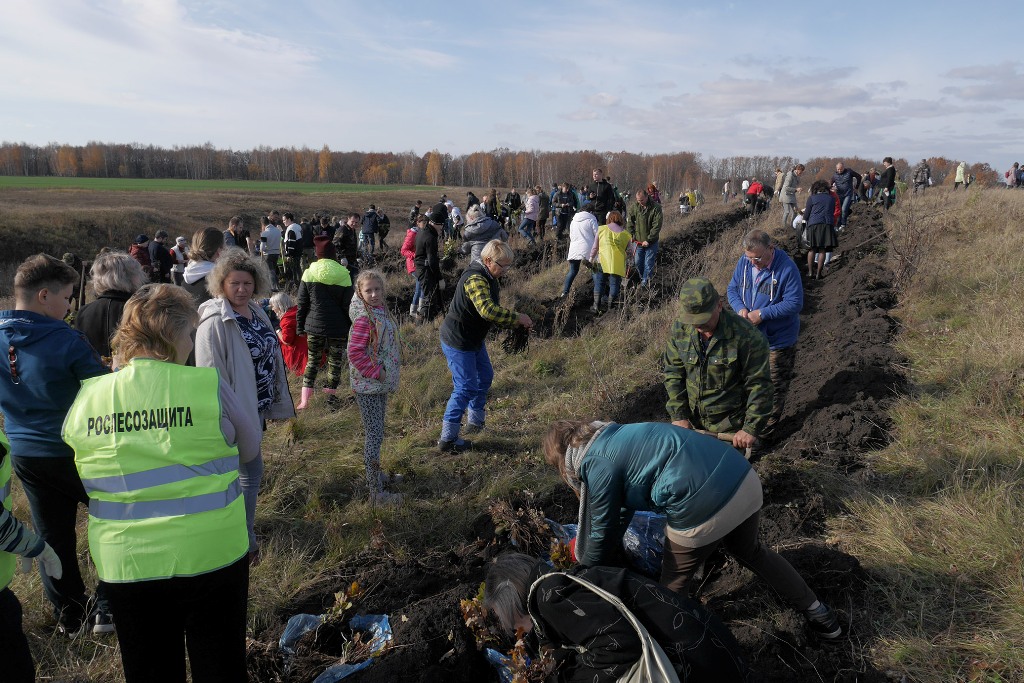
252, 203, 904, 682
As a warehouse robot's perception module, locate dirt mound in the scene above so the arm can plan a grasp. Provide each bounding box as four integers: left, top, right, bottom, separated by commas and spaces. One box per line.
249, 203, 902, 682
703, 202, 900, 682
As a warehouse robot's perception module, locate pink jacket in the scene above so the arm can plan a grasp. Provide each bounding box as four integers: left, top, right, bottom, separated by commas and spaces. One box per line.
400, 227, 418, 273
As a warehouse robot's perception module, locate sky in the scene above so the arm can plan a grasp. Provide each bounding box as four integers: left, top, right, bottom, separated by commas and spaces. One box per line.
1, 1, 1021, 171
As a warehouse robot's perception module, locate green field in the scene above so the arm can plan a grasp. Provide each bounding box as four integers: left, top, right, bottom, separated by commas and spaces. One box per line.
0, 176, 430, 194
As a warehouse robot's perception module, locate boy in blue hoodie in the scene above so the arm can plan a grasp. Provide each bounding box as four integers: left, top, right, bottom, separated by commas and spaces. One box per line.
0, 254, 110, 634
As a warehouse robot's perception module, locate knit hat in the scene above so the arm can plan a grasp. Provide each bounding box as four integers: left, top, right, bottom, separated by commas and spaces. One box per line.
314, 235, 336, 260
134, 234, 149, 244
677, 277, 720, 325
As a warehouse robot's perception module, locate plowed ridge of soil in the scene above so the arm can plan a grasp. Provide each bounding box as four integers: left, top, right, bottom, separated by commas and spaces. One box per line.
256, 203, 902, 682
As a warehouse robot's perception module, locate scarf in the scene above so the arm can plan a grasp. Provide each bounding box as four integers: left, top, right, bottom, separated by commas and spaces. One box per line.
565, 421, 610, 562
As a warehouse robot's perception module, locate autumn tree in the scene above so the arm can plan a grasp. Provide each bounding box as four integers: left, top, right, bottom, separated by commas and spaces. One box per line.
318, 145, 332, 183
425, 150, 444, 186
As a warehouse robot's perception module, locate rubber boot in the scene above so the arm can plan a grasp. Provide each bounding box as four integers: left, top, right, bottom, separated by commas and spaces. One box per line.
296, 386, 314, 410
438, 421, 471, 453
323, 387, 340, 411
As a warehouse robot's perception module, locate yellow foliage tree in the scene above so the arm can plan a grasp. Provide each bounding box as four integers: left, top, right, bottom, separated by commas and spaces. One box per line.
318, 145, 332, 183
426, 150, 443, 186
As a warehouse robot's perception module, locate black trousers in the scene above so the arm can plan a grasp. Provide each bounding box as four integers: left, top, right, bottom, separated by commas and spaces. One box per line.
102, 556, 249, 683
11, 455, 105, 626
0, 587, 34, 683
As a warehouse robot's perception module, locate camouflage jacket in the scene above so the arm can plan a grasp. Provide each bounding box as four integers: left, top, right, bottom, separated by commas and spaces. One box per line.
662, 308, 773, 437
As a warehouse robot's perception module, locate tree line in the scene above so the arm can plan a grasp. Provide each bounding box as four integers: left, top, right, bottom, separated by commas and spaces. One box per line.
0, 142, 1001, 196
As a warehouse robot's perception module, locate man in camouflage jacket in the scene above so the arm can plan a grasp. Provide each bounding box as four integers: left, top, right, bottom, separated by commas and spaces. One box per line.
663, 277, 773, 449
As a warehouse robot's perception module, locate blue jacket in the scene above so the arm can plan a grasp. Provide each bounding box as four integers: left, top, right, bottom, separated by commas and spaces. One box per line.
726, 248, 803, 350
803, 192, 835, 226
0, 310, 108, 458
578, 422, 751, 567
361, 210, 379, 235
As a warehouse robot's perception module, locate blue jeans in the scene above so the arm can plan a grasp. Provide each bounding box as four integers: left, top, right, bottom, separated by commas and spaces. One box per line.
517, 218, 536, 243
238, 454, 263, 554
839, 194, 853, 227
592, 271, 622, 301
561, 260, 582, 295
635, 241, 659, 285
441, 342, 494, 428
411, 277, 422, 311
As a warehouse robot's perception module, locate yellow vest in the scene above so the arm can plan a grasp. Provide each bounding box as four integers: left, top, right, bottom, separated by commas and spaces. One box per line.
596, 224, 633, 277
63, 359, 248, 583
0, 431, 15, 590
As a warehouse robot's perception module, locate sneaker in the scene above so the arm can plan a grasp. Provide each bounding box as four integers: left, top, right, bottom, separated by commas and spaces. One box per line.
437, 438, 472, 453
370, 490, 404, 506
805, 602, 843, 640
91, 611, 115, 635
56, 612, 86, 637
378, 471, 405, 487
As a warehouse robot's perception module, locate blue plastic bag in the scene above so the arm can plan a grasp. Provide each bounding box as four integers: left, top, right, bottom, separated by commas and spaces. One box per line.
547, 512, 666, 578
279, 613, 393, 682
484, 648, 515, 683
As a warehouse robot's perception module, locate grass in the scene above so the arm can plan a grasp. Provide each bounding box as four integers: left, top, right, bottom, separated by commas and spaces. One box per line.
832, 188, 1024, 681
0, 176, 431, 194
10, 187, 1024, 682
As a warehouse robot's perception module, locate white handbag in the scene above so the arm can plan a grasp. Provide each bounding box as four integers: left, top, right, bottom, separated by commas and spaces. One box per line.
529, 573, 681, 683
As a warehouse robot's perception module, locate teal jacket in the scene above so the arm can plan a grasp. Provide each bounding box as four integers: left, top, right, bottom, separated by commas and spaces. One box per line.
578, 422, 751, 567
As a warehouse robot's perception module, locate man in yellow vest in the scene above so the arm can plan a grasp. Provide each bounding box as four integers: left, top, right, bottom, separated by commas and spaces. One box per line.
1, 430, 63, 683
63, 284, 258, 683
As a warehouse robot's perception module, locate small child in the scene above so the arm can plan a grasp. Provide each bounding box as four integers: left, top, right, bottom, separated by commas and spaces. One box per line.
347, 270, 402, 505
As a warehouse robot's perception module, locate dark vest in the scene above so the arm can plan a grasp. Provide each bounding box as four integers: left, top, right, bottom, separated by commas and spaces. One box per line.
440, 262, 500, 351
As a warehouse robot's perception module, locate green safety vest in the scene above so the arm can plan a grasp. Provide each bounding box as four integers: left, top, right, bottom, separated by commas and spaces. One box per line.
1, 431, 15, 590
63, 359, 248, 583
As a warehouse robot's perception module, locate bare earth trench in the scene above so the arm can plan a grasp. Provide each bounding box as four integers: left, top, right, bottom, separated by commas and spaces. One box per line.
249, 203, 902, 683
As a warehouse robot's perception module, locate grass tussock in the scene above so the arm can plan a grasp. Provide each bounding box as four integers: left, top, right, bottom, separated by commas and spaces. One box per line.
834, 188, 1024, 681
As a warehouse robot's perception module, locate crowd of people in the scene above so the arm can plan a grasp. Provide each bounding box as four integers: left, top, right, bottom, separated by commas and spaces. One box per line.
0, 166, 873, 682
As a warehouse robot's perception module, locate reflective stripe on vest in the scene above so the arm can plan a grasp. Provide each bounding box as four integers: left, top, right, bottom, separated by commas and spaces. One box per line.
64, 360, 248, 583
89, 478, 241, 521
81, 454, 239, 495
1, 431, 16, 590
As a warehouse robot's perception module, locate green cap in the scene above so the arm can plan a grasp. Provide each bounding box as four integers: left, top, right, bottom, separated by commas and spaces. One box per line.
677, 277, 720, 324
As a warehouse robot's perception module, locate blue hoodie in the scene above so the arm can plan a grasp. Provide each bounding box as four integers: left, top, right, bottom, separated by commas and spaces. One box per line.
0, 310, 108, 458
726, 248, 803, 350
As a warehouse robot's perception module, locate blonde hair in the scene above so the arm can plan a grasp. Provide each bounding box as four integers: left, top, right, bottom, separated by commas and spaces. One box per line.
354, 269, 386, 303
481, 240, 513, 265
112, 284, 198, 364
207, 248, 271, 299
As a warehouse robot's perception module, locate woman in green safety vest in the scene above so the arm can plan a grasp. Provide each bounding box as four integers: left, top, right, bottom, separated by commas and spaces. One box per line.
63, 284, 260, 683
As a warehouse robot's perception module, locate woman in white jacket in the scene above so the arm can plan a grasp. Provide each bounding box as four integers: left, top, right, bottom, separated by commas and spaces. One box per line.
195, 248, 295, 560
559, 203, 599, 298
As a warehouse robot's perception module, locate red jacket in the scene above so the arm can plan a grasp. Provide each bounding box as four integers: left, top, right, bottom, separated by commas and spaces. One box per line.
400, 227, 418, 274
747, 181, 764, 196
277, 307, 308, 375
830, 191, 842, 222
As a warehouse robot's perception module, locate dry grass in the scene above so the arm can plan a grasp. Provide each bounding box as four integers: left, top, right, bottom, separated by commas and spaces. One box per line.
833, 188, 1024, 682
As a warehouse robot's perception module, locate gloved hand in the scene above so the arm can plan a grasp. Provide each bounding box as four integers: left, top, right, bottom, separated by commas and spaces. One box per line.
438, 279, 447, 292
19, 543, 63, 579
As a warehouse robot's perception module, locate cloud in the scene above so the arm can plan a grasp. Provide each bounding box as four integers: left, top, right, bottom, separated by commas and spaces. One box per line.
942, 61, 1024, 100
587, 93, 620, 107
564, 110, 599, 122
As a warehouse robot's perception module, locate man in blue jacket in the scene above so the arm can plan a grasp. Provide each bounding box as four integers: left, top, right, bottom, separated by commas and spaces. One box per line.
726, 229, 803, 436
831, 162, 861, 230
0, 254, 111, 635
